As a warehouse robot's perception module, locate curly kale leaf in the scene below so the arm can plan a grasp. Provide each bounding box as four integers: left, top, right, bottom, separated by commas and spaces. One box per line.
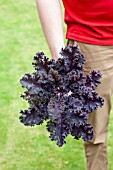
19, 45, 104, 146
19, 107, 48, 126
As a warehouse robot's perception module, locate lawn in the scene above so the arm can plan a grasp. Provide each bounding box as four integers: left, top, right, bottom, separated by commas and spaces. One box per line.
0, 1, 113, 170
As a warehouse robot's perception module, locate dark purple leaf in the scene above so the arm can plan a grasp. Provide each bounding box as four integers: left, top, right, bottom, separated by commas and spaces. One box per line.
19, 45, 104, 146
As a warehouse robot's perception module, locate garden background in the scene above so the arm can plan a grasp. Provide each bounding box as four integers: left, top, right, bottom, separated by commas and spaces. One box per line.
0, 1, 113, 170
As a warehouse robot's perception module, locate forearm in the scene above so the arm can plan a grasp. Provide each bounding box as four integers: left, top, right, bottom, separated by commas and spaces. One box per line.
36, 0, 64, 60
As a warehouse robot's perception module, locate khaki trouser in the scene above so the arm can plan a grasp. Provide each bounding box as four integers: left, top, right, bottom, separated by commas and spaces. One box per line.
67, 39, 113, 170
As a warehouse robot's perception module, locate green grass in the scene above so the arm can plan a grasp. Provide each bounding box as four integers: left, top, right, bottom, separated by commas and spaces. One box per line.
0, 1, 113, 170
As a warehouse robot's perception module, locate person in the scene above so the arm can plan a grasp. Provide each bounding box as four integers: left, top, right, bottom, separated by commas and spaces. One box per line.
36, 1, 113, 170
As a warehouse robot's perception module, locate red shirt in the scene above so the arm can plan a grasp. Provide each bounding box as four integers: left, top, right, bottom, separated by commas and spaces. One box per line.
62, 0, 113, 45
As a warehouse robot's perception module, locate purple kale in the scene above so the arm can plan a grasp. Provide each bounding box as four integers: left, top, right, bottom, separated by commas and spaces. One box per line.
19, 45, 104, 147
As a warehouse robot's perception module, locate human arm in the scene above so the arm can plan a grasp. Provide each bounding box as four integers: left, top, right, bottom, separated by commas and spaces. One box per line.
36, 0, 64, 60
